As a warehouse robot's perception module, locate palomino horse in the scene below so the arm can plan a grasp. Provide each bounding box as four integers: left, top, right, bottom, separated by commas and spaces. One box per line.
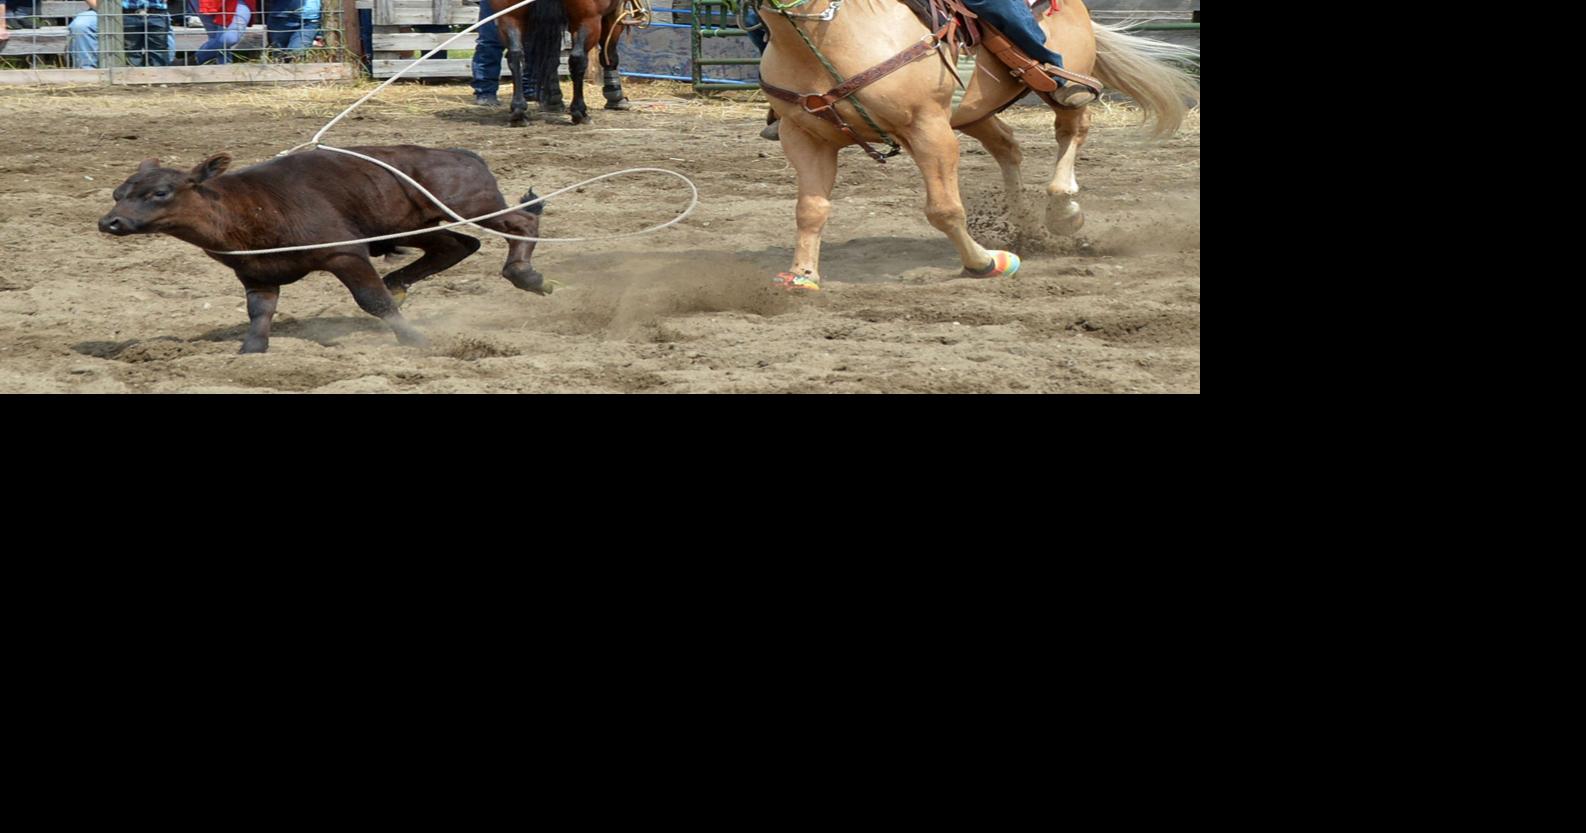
488, 0, 643, 126
758, 0, 1199, 289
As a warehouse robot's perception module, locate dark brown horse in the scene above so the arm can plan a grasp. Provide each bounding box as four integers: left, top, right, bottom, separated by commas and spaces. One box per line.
488, 0, 639, 126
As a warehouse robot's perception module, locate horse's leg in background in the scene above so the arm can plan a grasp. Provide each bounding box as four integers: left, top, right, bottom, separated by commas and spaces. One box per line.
599, 12, 631, 110
502, 17, 530, 126
1046, 105, 1092, 235
380, 230, 482, 306
958, 115, 1027, 219
777, 119, 839, 287
902, 114, 1019, 277
568, 15, 601, 124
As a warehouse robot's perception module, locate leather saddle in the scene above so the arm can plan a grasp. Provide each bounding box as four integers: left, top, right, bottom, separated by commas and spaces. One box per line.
898, 0, 1102, 103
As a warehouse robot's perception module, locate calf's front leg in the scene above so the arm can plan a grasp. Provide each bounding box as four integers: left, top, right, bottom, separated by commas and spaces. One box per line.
241, 285, 280, 354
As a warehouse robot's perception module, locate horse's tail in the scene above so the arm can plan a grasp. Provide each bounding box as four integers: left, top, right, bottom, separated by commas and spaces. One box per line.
1091, 21, 1201, 136
528, 0, 568, 50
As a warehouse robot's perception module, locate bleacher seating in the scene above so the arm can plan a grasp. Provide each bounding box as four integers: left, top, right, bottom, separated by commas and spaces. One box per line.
4, 2, 267, 63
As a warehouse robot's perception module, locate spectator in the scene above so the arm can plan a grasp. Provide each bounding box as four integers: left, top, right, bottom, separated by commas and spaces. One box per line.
193, 0, 251, 64
67, 0, 98, 66
3, 1, 38, 46
65, 0, 174, 68
267, 0, 319, 54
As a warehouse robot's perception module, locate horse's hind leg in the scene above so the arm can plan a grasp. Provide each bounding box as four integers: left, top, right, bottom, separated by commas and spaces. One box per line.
599, 17, 631, 110
381, 230, 482, 306
959, 115, 1027, 219
503, 20, 530, 126
568, 19, 601, 124
904, 115, 1019, 278
1046, 105, 1092, 235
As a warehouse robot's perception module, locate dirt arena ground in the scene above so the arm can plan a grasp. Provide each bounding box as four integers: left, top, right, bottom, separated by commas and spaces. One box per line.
0, 81, 1199, 393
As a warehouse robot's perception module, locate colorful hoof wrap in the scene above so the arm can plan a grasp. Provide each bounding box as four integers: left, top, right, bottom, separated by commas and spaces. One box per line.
772, 272, 822, 292
965, 251, 1021, 279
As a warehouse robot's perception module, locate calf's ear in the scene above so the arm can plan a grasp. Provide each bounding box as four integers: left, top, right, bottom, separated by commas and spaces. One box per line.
138, 158, 162, 174
190, 154, 233, 184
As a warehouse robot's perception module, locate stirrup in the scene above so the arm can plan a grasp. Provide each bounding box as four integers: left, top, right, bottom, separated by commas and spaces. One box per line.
1048, 78, 1096, 108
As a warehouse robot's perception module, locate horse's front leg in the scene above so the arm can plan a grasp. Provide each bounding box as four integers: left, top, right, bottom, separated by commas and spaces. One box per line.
905, 114, 1020, 279
773, 118, 838, 292
568, 20, 600, 124
600, 17, 631, 110
503, 21, 530, 126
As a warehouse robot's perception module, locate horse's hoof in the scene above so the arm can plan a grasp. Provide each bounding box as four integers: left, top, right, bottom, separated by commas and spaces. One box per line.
1047, 207, 1085, 236
772, 272, 821, 292
965, 251, 1020, 279
604, 98, 632, 111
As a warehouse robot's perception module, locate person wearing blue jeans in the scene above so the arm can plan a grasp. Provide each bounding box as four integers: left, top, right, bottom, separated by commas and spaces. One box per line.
266, 0, 316, 52
66, 0, 174, 67
194, 0, 251, 64
959, 0, 1092, 105
470, 0, 540, 108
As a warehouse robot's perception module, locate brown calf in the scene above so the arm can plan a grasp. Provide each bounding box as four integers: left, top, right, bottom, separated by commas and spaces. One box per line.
99, 145, 546, 354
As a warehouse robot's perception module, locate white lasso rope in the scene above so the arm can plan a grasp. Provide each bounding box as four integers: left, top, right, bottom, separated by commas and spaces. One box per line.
212, 0, 699, 256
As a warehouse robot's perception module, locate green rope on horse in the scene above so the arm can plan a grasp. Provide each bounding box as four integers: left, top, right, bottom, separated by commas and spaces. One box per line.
780, 12, 902, 157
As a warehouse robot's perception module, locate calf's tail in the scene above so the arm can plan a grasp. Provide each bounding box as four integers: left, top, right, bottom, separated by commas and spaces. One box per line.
521, 189, 545, 216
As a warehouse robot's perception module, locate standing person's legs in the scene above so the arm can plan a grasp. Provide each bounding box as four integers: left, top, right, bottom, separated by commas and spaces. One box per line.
123, 11, 150, 66
68, 9, 99, 68
145, 11, 171, 66
472, 1, 504, 102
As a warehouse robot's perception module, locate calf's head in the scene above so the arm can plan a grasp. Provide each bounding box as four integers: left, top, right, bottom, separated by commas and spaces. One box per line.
99, 155, 232, 236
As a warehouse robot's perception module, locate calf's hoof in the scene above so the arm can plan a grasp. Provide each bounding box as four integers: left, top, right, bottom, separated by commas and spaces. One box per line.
394, 328, 429, 348
388, 286, 409, 308
240, 339, 269, 354
505, 263, 548, 295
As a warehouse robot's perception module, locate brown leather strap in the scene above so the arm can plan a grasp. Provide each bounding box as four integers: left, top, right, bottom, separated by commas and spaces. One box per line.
978, 23, 1103, 99
759, 25, 951, 164
761, 80, 895, 162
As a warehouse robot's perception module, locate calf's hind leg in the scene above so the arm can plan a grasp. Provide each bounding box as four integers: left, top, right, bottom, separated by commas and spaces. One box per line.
328, 254, 428, 347
381, 230, 482, 306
